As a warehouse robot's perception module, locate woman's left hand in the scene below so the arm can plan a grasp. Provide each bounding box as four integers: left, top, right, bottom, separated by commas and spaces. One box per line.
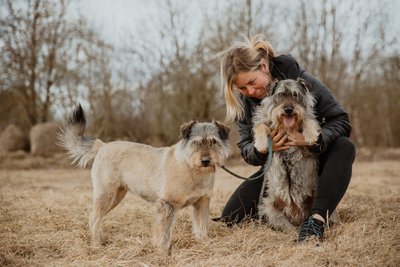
285, 131, 311, 147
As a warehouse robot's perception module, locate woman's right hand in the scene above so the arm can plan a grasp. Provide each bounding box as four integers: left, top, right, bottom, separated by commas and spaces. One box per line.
271, 128, 289, 151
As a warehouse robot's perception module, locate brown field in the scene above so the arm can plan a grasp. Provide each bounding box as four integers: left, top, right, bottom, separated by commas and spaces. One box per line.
0, 151, 399, 267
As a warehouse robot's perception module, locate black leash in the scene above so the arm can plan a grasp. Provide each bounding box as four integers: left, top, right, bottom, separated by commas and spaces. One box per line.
220, 165, 265, 181
220, 137, 273, 181
213, 137, 273, 223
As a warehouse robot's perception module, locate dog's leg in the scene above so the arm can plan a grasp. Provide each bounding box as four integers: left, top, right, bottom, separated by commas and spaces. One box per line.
191, 196, 210, 241
302, 119, 320, 144
262, 199, 296, 232
108, 185, 128, 211
253, 123, 271, 154
89, 195, 108, 247
153, 199, 176, 252
89, 184, 127, 246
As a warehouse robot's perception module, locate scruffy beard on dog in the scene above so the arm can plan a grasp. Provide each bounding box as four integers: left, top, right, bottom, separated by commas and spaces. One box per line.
252, 79, 320, 231
58, 105, 230, 252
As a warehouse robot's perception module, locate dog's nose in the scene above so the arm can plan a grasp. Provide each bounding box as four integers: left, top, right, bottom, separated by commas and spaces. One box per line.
201, 157, 211, 167
284, 106, 294, 114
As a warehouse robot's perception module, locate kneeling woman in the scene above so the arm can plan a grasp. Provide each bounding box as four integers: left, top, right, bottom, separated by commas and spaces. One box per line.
216, 35, 356, 242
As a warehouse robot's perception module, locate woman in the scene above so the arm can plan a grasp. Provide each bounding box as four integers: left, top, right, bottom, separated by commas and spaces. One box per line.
217, 35, 356, 242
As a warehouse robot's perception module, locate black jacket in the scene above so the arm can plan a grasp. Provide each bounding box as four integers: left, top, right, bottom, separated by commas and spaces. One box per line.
236, 54, 352, 166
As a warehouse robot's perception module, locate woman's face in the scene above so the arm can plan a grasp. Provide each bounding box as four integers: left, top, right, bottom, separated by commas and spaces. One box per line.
234, 62, 272, 99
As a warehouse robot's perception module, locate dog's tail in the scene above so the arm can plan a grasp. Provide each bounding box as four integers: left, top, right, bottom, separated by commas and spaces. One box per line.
58, 104, 104, 168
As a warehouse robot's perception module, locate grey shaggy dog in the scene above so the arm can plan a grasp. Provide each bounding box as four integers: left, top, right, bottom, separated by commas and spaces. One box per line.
252, 79, 320, 231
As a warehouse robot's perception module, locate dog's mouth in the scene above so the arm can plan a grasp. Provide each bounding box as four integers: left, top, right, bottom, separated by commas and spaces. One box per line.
199, 164, 216, 172
283, 114, 297, 128
199, 158, 216, 171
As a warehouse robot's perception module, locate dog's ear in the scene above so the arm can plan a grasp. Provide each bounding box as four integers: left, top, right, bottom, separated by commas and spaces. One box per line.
180, 120, 197, 140
267, 80, 278, 96
213, 121, 230, 140
297, 78, 311, 93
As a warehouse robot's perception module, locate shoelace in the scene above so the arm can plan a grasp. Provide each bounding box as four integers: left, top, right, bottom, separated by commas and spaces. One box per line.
299, 218, 324, 240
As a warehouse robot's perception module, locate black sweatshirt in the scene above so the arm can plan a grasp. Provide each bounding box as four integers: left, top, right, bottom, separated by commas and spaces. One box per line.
236, 54, 352, 166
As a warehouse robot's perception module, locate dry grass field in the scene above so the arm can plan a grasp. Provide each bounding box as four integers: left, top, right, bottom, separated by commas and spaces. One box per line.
0, 150, 399, 267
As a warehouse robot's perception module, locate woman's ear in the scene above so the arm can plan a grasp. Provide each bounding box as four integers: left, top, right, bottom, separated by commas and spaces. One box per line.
260, 59, 270, 74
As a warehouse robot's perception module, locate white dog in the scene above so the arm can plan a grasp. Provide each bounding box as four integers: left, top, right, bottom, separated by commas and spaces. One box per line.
58, 105, 230, 251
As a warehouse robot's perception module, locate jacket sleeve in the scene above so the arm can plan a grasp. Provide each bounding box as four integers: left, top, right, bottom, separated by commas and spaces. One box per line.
236, 99, 269, 166
301, 71, 352, 153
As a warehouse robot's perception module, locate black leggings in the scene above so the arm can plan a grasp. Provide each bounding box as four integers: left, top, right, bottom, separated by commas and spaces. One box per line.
219, 136, 356, 224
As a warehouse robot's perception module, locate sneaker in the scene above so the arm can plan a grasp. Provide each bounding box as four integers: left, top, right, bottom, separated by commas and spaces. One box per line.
298, 216, 324, 242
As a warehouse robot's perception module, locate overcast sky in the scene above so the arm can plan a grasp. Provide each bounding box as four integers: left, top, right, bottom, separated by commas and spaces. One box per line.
75, 0, 399, 57
75, 0, 207, 48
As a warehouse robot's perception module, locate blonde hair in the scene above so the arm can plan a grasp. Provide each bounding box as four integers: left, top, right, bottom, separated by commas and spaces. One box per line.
218, 34, 275, 121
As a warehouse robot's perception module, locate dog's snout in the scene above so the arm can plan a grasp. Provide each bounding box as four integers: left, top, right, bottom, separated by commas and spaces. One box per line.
284, 106, 294, 114
201, 157, 211, 167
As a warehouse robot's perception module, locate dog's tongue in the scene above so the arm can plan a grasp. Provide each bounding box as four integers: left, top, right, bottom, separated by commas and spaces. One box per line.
284, 116, 295, 128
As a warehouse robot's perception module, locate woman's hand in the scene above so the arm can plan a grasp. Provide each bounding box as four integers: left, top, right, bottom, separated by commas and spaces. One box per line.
260, 129, 311, 153
271, 128, 289, 151
285, 131, 311, 147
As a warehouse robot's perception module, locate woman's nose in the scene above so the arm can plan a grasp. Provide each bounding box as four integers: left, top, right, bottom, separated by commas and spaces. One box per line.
247, 87, 257, 96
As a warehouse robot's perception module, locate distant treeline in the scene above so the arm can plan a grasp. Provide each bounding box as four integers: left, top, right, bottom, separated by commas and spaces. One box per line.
0, 0, 398, 147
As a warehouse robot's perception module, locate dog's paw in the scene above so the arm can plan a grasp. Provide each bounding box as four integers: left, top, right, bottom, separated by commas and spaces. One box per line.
155, 246, 171, 256
194, 233, 208, 242
302, 120, 320, 145
253, 123, 271, 154
304, 136, 318, 145
254, 138, 269, 154
281, 223, 297, 232
90, 239, 102, 249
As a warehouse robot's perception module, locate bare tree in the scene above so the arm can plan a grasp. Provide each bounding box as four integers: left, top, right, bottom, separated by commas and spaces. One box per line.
290, 0, 398, 147
0, 0, 107, 128
124, 0, 285, 146
125, 0, 225, 145
2, 0, 397, 148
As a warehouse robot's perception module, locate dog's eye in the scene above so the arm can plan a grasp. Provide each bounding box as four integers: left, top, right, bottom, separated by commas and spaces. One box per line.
192, 140, 202, 146
203, 139, 217, 147
278, 92, 287, 98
